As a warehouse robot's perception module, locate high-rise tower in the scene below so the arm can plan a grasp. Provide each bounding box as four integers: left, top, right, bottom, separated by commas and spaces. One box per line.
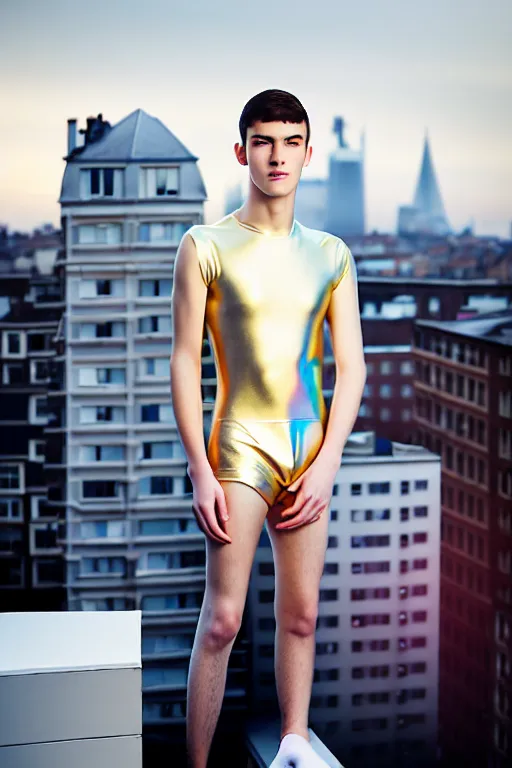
325, 117, 366, 238
398, 133, 451, 236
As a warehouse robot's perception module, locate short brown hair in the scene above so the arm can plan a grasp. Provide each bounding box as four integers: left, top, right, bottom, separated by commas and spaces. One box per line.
239, 89, 310, 148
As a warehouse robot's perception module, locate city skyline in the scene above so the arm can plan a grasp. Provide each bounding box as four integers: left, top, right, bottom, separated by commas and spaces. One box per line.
1, 0, 511, 238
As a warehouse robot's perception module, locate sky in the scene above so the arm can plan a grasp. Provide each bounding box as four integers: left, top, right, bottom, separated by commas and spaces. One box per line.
1, 0, 511, 237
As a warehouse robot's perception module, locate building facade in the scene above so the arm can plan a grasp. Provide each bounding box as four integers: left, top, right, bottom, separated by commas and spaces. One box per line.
412, 311, 512, 767
247, 432, 441, 768
45, 109, 250, 744
0, 236, 64, 611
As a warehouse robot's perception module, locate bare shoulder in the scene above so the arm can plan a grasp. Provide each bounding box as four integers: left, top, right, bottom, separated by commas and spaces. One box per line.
173, 229, 202, 286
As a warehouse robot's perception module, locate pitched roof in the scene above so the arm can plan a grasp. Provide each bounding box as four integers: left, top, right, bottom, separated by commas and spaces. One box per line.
74, 109, 198, 163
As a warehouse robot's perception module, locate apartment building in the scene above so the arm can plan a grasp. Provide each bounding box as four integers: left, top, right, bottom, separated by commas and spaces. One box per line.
0, 238, 64, 610
44, 109, 249, 744
342, 278, 512, 444
412, 309, 512, 768
247, 431, 441, 768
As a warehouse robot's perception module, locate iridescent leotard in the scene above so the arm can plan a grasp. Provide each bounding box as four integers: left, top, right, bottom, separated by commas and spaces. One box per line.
185, 210, 353, 508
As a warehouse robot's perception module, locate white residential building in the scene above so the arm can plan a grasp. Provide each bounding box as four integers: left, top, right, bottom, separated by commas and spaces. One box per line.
247, 431, 441, 768
50, 109, 249, 738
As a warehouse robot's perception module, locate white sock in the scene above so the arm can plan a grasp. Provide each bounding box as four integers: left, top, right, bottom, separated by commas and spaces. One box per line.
269, 732, 331, 767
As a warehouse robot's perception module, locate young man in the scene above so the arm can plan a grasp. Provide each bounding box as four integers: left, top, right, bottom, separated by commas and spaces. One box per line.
171, 89, 366, 768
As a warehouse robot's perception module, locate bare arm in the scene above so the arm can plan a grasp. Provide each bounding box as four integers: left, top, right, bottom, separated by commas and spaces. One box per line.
170, 233, 231, 543
170, 233, 210, 471
319, 248, 367, 468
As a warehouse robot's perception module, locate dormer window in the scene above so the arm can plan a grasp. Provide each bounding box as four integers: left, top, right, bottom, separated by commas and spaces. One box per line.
80, 167, 124, 198
139, 166, 179, 198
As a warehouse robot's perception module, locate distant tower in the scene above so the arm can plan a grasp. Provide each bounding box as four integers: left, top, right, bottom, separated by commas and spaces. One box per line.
325, 117, 365, 238
398, 132, 451, 236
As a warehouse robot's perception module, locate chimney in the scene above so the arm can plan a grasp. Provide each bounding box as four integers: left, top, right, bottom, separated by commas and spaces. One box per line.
67, 119, 77, 154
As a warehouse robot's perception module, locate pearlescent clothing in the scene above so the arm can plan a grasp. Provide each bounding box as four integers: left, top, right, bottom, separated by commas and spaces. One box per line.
186, 211, 353, 506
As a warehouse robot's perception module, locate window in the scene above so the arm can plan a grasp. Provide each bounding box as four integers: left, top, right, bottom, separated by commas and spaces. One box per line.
2, 363, 24, 384
142, 357, 169, 377
78, 279, 124, 298
0, 464, 23, 491
401, 384, 413, 397
369, 482, 391, 494
138, 518, 199, 536
79, 168, 124, 198
72, 223, 122, 245
27, 333, 52, 352
139, 167, 179, 198
81, 597, 129, 611
80, 521, 126, 539
82, 481, 121, 499
79, 405, 126, 424
138, 315, 172, 334
380, 384, 392, 398
29, 440, 45, 462
74, 321, 125, 339
141, 441, 175, 460
2, 331, 26, 357
400, 361, 414, 375
380, 361, 393, 375
138, 222, 188, 243
141, 404, 175, 423
30, 360, 49, 383
428, 296, 440, 314
138, 476, 174, 496
80, 445, 125, 462
139, 279, 172, 297
30, 496, 46, 519
79, 367, 126, 386
29, 395, 48, 424
82, 557, 126, 575
0, 498, 22, 519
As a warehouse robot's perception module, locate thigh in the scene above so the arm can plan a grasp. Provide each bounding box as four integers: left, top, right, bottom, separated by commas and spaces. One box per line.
204, 480, 269, 612
266, 504, 330, 615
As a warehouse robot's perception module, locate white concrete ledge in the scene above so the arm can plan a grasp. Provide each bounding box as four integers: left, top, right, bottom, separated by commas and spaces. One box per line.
0, 611, 141, 676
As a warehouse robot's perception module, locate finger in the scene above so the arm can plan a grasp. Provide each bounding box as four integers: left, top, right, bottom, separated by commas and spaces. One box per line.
207, 513, 232, 542
287, 476, 303, 493
216, 486, 229, 522
198, 505, 232, 544
193, 507, 224, 543
277, 498, 322, 530
280, 490, 308, 518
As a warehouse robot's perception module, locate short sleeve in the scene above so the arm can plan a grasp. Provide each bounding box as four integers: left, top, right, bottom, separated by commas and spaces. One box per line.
186, 225, 220, 287
332, 240, 352, 290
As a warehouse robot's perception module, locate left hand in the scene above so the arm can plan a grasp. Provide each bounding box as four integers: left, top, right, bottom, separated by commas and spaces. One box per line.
275, 454, 339, 531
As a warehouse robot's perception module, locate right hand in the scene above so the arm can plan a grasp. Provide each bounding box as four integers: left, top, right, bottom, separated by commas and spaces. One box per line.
187, 463, 232, 544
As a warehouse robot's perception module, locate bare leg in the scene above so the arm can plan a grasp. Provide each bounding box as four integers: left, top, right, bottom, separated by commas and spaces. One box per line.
186, 481, 269, 768
266, 502, 330, 743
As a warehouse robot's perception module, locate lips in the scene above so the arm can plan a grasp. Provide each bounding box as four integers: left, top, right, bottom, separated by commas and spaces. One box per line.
269, 173, 288, 178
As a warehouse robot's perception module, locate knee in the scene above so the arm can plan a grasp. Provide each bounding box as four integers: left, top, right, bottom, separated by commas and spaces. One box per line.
277, 602, 318, 637
203, 602, 242, 649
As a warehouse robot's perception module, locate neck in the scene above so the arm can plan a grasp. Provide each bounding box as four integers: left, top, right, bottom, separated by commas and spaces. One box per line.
235, 193, 296, 236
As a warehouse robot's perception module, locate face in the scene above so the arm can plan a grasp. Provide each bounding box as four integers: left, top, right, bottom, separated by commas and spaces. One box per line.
234, 119, 312, 197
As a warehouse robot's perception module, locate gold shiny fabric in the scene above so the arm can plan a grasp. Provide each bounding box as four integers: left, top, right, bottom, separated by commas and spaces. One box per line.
186, 211, 353, 507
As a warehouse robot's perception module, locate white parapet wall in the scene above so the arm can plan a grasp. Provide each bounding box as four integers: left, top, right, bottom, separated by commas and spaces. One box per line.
0, 611, 142, 768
